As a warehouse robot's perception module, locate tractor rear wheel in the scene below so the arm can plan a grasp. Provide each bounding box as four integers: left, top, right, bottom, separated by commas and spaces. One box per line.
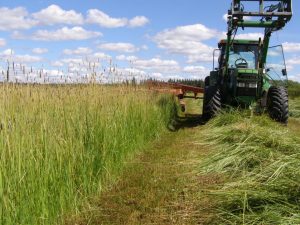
267, 86, 289, 124
202, 86, 222, 121
204, 76, 210, 87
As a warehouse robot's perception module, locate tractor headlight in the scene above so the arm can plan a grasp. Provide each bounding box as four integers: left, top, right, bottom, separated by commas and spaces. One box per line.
248, 83, 258, 88
237, 82, 246, 88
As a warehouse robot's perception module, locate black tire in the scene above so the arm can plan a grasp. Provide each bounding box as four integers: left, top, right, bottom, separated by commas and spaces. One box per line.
267, 86, 289, 124
204, 76, 210, 87
202, 86, 222, 121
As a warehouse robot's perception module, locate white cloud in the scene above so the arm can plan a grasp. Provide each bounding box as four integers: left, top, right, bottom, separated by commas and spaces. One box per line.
92, 52, 111, 60
32, 5, 84, 25
44, 69, 64, 77
0, 49, 42, 63
11, 31, 26, 39
235, 32, 263, 40
0, 6, 149, 31
151, 72, 163, 79
282, 42, 300, 53
0, 49, 15, 56
0, 38, 6, 47
286, 58, 299, 70
128, 16, 149, 27
86, 9, 149, 28
289, 75, 300, 82
61, 53, 111, 67
98, 43, 139, 53
86, 9, 128, 28
185, 49, 214, 63
268, 49, 280, 56
219, 31, 264, 40
63, 47, 92, 55
132, 58, 180, 72
0, 7, 37, 31
51, 61, 64, 67
141, 45, 148, 50
61, 58, 87, 72
286, 58, 300, 66
116, 55, 138, 61
14, 54, 42, 63
31, 27, 102, 41
183, 65, 209, 74
32, 48, 48, 54
154, 24, 218, 63
61, 58, 83, 64
127, 56, 138, 61
155, 24, 220, 42
285, 57, 300, 71
116, 55, 126, 61
67, 64, 89, 73
223, 14, 229, 21
118, 68, 146, 75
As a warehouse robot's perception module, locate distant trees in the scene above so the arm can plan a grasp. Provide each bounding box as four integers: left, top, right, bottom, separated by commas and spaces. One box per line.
168, 78, 204, 88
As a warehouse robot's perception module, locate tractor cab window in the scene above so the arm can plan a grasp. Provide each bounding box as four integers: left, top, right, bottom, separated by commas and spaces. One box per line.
266, 45, 288, 85
228, 44, 258, 69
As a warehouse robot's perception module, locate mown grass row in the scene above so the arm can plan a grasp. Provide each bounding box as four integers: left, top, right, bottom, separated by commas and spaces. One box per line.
0, 84, 177, 225
290, 98, 300, 119
200, 101, 300, 225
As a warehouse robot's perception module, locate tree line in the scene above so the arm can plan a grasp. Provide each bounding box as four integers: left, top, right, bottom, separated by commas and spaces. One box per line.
167, 79, 204, 88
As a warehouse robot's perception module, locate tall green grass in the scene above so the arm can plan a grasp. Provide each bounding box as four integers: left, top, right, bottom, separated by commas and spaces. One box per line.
290, 98, 300, 119
0, 84, 176, 225
288, 81, 300, 99
200, 109, 300, 224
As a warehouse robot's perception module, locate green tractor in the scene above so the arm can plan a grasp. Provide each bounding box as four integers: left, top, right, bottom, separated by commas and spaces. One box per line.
203, 0, 292, 124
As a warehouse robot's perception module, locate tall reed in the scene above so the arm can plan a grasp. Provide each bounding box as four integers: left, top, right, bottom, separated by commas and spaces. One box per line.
0, 84, 176, 225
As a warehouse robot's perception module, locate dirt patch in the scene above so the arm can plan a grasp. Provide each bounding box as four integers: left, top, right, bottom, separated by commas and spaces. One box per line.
65, 126, 217, 225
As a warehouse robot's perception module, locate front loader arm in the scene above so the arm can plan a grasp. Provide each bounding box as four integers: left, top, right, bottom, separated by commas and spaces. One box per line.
226, 0, 293, 70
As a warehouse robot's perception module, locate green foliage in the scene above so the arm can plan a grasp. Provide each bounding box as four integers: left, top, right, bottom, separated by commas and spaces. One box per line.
288, 80, 300, 99
0, 84, 176, 225
200, 110, 300, 224
168, 78, 205, 88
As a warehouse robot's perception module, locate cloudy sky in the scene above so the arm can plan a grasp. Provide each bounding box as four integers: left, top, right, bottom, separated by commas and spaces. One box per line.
0, 0, 299, 83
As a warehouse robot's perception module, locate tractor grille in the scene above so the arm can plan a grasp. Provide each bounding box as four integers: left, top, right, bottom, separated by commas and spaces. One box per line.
237, 87, 257, 96
236, 74, 259, 97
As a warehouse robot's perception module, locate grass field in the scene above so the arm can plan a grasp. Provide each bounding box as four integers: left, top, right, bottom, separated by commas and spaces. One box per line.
64, 94, 214, 225
290, 98, 300, 119
199, 98, 300, 224
1, 83, 299, 225
0, 84, 176, 225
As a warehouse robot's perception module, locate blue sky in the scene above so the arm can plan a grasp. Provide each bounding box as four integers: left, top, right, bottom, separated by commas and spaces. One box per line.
0, 0, 299, 83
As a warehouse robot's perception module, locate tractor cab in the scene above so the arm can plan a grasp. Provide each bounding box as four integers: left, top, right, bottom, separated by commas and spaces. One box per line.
211, 39, 262, 104
217, 39, 260, 70
217, 40, 288, 84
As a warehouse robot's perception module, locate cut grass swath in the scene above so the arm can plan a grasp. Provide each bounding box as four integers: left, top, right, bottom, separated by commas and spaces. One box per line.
199, 106, 300, 224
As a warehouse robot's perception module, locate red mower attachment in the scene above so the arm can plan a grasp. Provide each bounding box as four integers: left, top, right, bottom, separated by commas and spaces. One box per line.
147, 81, 204, 112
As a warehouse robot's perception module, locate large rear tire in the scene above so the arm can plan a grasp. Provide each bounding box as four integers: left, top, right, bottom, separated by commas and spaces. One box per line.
204, 76, 210, 87
267, 86, 289, 124
202, 86, 222, 121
